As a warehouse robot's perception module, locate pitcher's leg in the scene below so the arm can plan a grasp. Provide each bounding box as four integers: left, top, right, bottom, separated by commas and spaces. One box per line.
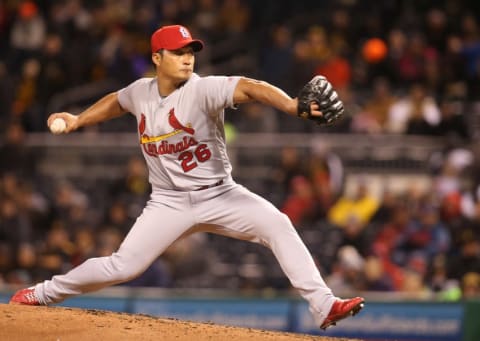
259, 213, 335, 324
195, 185, 335, 325
35, 201, 195, 304
254, 214, 335, 325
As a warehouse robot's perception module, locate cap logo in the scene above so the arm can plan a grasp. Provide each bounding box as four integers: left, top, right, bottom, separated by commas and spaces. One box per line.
151, 25, 203, 53
179, 26, 190, 39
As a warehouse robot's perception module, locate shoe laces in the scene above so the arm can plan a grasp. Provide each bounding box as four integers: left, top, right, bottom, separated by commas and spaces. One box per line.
23, 289, 38, 303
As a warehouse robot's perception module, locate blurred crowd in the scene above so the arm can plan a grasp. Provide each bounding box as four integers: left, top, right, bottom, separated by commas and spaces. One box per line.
267, 143, 480, 300
3, 138, 480, 301
2, 0, 480, 300
0, 0, 479, 138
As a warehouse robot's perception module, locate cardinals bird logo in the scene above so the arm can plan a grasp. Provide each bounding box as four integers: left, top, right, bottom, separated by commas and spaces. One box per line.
139, 113, 146, 134
140, 109, 195, 144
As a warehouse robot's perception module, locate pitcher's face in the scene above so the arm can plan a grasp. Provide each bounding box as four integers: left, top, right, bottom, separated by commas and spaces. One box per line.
153, 46, 195, 83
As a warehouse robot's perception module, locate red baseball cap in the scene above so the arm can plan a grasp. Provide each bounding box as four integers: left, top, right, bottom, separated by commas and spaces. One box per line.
151, 25, 204, 53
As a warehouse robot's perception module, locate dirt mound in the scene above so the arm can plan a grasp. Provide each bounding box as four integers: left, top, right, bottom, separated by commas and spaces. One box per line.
0, 304, 362, 341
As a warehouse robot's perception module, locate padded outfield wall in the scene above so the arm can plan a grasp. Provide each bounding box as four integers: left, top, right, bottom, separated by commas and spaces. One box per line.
1, 289, 477, 341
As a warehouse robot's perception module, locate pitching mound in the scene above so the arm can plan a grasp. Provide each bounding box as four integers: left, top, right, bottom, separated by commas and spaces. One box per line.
0, 304, 362, 341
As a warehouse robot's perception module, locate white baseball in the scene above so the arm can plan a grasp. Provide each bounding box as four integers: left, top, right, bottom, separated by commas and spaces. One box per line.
50, 118, 67, 134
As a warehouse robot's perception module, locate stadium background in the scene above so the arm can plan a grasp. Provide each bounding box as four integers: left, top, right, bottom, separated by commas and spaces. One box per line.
1, 0, 480, 340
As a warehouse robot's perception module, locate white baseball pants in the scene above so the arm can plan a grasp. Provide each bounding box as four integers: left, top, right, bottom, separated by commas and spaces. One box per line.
35, 181, 335, 326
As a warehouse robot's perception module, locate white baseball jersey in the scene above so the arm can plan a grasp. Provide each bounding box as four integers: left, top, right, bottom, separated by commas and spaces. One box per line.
34, 72, 336, 327
118, 73, 240, 191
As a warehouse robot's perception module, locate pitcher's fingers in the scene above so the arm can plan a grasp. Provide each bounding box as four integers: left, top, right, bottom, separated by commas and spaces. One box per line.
47, 112, 70, 127
47, 114, 60, 127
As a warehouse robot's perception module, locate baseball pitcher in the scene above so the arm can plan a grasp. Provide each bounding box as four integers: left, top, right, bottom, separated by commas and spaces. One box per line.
10, 25, 364, 330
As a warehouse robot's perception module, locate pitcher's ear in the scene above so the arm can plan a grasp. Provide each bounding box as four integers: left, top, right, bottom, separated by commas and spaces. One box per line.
152, 52, 162, 66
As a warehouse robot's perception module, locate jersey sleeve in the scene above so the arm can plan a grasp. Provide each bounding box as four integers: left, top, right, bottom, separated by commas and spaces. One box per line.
117, 78, 152, 116
196, 76, 241, 113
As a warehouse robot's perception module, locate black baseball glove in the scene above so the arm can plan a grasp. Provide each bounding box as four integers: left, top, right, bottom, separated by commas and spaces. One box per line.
297, 75, 344, 126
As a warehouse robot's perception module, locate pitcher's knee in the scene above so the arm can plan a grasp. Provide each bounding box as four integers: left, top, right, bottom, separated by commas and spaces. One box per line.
259, 212, 299, 243
106, 252, 146, 282
274, 212, 297, 232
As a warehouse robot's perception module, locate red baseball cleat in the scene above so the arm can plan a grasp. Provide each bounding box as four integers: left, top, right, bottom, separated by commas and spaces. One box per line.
9, 287, 41, 305
320, 296, 365, 330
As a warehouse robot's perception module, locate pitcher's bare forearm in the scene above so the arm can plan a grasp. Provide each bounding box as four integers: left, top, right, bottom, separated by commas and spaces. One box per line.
76, 92, 126, 128
47, 92, 127, 133
233, 77, 298, 116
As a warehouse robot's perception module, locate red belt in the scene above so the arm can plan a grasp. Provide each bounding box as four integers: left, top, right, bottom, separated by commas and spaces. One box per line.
195, 179, 224, 191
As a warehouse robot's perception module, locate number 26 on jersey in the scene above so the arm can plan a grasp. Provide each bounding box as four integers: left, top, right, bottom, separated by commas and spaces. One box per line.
178, 144, 212, 172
